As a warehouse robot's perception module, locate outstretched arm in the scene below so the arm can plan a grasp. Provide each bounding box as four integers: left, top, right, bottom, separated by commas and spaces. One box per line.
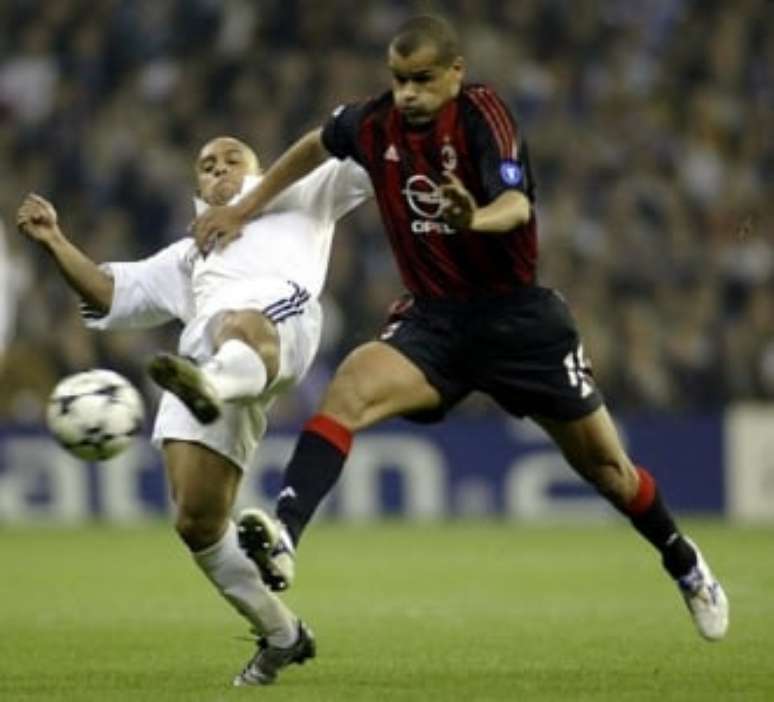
193, 128, 329, 253
16, 193, 114, 314
234, 128, 328, 221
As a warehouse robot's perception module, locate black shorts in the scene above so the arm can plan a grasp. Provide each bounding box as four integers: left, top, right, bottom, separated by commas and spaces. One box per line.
379, 286, 603, 423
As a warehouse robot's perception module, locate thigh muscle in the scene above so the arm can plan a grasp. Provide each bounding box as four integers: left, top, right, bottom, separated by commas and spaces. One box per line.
320, 341, 442, 431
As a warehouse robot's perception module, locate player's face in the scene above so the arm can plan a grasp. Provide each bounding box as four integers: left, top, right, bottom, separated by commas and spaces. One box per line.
196, 138, 260, 206
389, 44, 463, 126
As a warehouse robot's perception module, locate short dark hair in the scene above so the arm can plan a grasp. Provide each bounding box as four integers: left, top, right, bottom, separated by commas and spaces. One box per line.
390, 15, 460, 66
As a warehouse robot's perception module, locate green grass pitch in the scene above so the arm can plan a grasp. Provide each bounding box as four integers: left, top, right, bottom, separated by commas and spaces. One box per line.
1, 520, 772, 701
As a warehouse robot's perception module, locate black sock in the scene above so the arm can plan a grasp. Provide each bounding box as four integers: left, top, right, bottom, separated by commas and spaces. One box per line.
625, 467, 697, 579
276, 415, 351, 546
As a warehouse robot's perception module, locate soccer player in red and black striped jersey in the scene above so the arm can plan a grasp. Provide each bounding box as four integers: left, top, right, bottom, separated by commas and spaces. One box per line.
194, 15, 728, 641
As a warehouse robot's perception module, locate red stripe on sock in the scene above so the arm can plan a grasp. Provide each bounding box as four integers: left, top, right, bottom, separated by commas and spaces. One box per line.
304, 414, 353, 455
627, 467, 656, 516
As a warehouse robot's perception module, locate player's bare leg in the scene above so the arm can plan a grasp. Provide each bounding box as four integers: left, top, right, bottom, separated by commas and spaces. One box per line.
149, 310, 279, 423
240, 341, 442, 590
318, 341, 443, 431
532, 405, 638, 509
534, 406, 729, 641
163, 440, 315, 684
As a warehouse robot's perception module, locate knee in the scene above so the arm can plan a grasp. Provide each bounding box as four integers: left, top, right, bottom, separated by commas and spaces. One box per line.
175, 506, 227, 551
215, 311, 279, 375
216, 311, 249, 344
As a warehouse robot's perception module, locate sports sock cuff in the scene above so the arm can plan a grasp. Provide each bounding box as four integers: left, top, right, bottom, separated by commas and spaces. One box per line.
304, 414, 352, 454
192, 520, 235, 559
626, 466, 656, 516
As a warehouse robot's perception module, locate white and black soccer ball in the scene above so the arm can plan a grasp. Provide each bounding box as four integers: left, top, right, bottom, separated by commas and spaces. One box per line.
46, 369, 145, 461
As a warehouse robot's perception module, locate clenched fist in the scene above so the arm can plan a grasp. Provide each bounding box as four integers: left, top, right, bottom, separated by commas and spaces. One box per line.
191, 204, 245, 255
16, 193, 62, 245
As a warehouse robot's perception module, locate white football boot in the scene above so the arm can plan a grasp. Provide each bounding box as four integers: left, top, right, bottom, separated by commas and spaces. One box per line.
237, 507, 296, 591
147, 353, 222, 424
677, 538, 729, 641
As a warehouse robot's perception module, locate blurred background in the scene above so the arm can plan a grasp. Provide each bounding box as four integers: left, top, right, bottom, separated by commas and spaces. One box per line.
0, 0, 772, 522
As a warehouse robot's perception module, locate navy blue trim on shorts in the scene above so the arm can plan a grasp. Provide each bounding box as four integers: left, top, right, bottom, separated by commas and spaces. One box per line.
79, 301, 106, 320
262, 281, 311, 324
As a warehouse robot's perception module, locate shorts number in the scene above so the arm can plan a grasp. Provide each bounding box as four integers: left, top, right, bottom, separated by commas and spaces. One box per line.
564, 344, 593, 398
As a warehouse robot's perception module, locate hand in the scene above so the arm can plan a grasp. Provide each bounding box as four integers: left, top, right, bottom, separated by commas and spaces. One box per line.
440, 172, 476, 230
191, 204, 246, 255
16, 193, 62, 245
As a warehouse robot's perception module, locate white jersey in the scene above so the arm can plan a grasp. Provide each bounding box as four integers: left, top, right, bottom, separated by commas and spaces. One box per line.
84, 157, 372, 329
193, 159, 371, 314
82, 157, 372, 469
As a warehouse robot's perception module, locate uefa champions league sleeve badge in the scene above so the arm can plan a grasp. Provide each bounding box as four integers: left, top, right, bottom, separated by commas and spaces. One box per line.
499, 160, 523, 186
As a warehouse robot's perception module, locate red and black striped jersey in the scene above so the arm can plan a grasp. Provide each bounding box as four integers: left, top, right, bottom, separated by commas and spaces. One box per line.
321, 84, 538, 300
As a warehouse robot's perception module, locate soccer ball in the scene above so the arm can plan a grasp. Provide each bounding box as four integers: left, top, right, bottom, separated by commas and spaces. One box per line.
46, 369, 145, 461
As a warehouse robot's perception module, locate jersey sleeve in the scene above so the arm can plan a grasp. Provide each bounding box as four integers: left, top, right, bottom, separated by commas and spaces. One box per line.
81, 238, 195, 331
321, 102, 368, 163
278, 157, 373, 224
464, 86, 535, 204
328, 157, 373, 219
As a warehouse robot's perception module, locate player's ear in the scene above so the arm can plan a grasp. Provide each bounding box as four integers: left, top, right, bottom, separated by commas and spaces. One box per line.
451, 56, 465, 79
249, 150, 261, 175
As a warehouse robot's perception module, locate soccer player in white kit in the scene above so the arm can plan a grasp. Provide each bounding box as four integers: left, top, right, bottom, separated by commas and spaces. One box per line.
15, 136, 372, 686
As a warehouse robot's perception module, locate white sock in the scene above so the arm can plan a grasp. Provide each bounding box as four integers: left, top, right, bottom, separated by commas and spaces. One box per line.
201, 339, 268, 402
192, 521, 297, 647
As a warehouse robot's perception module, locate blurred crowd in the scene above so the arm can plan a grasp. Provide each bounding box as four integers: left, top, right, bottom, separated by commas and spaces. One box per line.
0, 0, 771, 422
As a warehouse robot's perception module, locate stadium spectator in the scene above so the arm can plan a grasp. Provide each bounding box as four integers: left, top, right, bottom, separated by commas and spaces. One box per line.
0, 0, 770, 419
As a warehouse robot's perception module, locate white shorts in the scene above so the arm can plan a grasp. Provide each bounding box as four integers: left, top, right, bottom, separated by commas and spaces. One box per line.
151, 279, 322, 470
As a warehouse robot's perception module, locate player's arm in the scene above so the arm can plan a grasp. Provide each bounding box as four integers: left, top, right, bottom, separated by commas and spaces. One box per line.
235, 129, 329, 220
193, 129, 329, 252
16, 193, 113, 314
442, 88, 534, 235
441, 174, 530, 233
472, 190, 530, 231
